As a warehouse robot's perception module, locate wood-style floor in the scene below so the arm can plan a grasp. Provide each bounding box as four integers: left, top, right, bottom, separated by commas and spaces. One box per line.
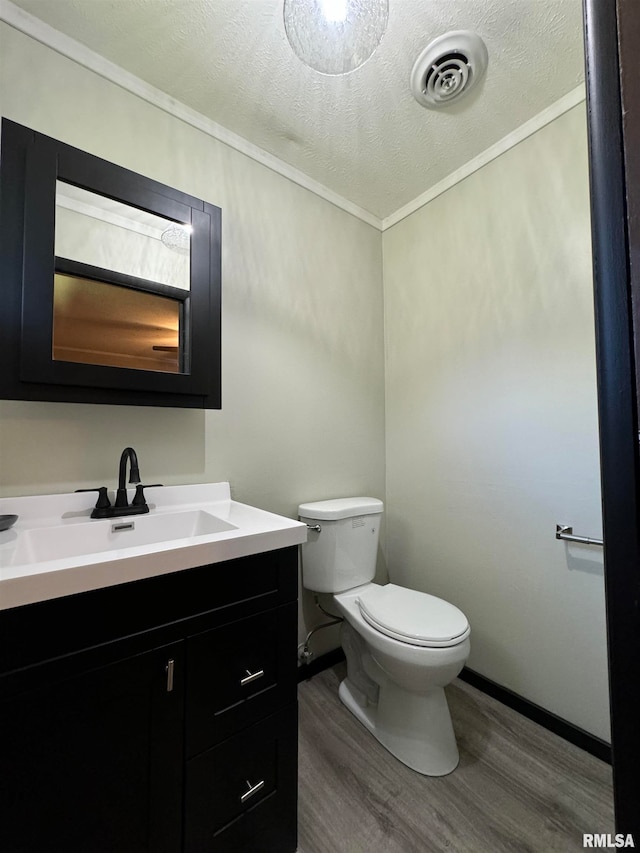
298, 664, 614, 853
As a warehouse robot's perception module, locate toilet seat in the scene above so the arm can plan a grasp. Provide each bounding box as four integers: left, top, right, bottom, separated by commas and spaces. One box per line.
357, 583, 470, 648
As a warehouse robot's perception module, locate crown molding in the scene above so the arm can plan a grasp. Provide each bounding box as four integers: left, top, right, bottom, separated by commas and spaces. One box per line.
382, 84, 586, 231
1, 0, 585, 234
0, 0, 382, 230
56, 191, 165, 240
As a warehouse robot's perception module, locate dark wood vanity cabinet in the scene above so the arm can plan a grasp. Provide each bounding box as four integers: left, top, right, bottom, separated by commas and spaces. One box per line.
0, 547, 298, 853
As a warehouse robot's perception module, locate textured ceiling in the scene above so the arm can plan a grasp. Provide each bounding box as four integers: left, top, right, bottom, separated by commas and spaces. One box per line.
7, 0, 585, 220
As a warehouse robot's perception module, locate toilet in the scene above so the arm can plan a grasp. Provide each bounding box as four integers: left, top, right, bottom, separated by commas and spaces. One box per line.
298, 497, 470, 776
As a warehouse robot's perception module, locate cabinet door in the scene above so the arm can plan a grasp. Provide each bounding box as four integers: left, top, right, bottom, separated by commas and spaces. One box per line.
0, 642, 184, 853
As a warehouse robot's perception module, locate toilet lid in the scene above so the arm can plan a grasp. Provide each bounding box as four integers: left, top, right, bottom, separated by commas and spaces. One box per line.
357, 584, 470, 648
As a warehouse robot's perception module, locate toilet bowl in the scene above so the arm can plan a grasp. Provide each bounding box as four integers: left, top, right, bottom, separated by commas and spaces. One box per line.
299, 497, 470, 777
334, 582, 470, 775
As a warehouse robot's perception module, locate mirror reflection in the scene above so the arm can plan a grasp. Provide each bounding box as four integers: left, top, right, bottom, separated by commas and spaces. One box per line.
52, 273, 181, 373
55, 181, 191, 291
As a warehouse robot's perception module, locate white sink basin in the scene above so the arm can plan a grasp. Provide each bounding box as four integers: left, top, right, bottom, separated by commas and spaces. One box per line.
0, 482, 307, 611
11, 509, 237, 565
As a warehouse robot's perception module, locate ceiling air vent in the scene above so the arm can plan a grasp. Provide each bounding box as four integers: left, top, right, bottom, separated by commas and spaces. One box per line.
410, 31, 488, 109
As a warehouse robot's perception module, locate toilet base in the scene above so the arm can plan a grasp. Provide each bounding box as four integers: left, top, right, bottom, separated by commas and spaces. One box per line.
338, 677, 460, 776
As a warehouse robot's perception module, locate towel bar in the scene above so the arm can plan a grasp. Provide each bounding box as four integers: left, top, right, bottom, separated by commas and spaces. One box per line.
555, 524, 603, 546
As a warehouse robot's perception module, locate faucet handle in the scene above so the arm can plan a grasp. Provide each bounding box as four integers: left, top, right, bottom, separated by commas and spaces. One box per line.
132, 484, 164, 507
76, 487, 111, 509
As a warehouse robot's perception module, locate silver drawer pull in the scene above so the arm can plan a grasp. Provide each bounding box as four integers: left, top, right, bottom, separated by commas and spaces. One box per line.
165, 659, 175, 693
240, 668, 264, 686
240, 779, 265, 803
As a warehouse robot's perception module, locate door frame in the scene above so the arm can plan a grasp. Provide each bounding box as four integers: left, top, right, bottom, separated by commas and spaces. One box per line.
583, 0, 640, 834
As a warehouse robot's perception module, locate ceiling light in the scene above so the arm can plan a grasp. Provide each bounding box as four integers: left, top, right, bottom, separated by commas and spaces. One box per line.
321, 0, 348, 23
283, 0, 388, 76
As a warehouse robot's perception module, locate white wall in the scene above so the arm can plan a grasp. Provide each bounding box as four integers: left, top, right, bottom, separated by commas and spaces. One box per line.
0, 23, 386, 650
383, 105, 609, 740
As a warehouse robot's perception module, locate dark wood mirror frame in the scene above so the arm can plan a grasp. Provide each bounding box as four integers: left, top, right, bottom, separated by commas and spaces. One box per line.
0, 119, 221, 408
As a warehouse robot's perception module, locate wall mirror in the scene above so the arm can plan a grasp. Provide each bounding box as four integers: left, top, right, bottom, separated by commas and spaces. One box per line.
0, 119, 221, 408
53, 182, 190, 374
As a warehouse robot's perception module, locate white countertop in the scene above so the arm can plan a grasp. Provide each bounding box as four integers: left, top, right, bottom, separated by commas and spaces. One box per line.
0, 483, 307, 611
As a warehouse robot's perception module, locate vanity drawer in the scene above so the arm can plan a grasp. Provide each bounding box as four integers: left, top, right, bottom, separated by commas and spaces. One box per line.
184, 703, 297, 853
186, 602, 296, 756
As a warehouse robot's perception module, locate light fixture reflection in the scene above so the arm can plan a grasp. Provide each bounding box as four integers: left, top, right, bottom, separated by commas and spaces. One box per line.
160, 223, 192, 255
283, 0, 388, 75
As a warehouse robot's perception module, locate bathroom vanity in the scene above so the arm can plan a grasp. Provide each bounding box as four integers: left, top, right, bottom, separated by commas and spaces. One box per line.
0, 484, 305, 853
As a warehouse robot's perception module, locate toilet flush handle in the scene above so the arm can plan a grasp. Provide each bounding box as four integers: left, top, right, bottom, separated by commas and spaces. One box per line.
306, 524, 321, 533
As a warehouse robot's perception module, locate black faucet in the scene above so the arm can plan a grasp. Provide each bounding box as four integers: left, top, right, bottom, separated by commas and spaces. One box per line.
115, 447, 141, 508
77, 447, 162, 519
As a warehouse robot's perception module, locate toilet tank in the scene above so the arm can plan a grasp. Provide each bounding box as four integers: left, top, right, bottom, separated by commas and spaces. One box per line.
298, 497, 383, 593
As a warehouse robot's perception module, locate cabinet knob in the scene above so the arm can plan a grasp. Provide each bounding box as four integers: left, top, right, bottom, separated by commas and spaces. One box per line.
240, 779, 265, 803
240, 668, 264, 686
